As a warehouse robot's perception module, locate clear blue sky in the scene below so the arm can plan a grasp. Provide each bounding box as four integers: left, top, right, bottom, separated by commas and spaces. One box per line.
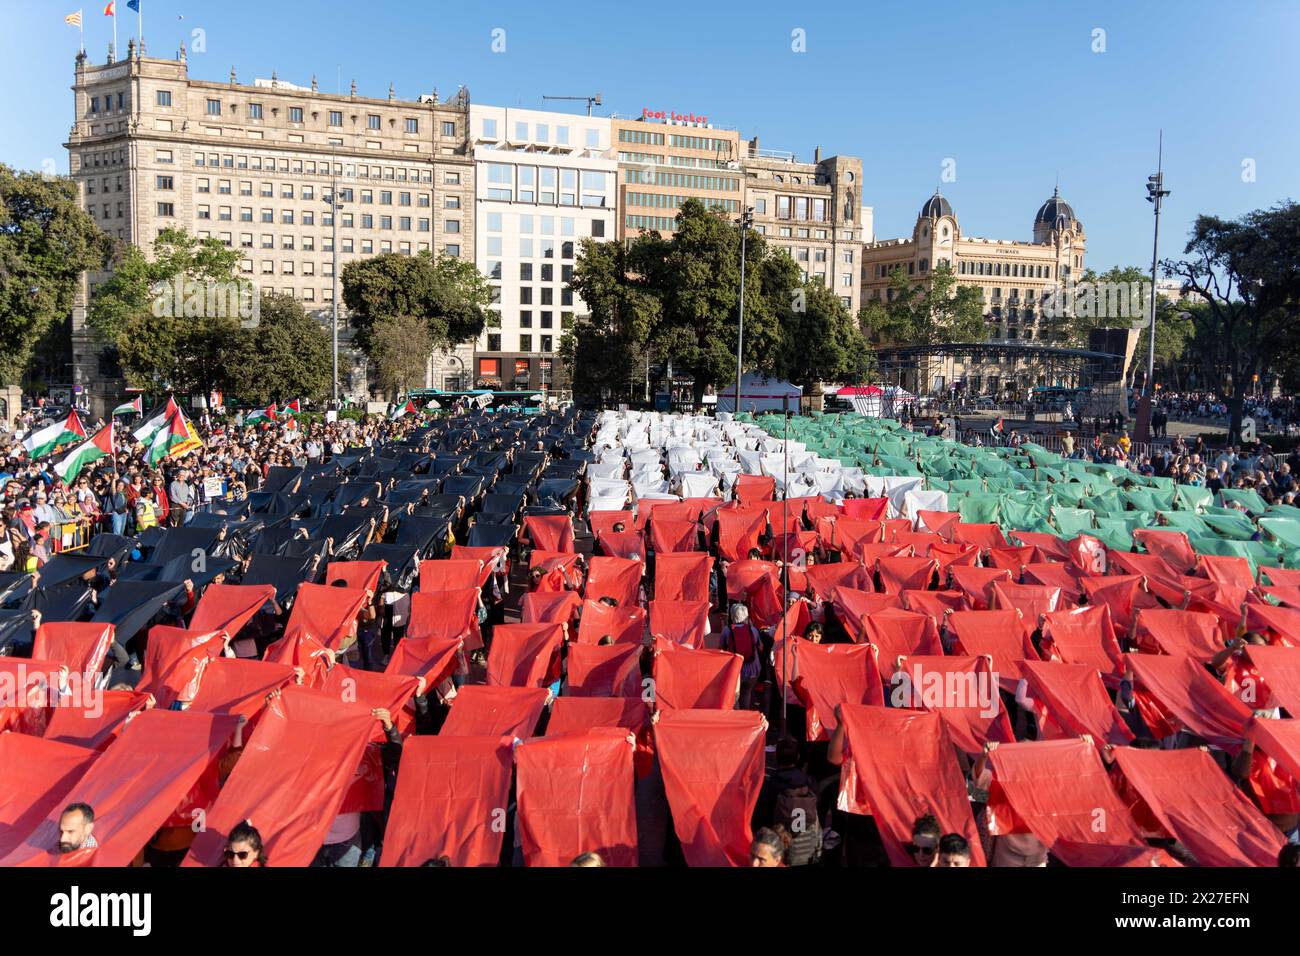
4, 0, 1297, 271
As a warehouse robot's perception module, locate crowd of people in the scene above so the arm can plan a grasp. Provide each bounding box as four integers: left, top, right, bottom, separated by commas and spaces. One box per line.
1, 402, 1298, 869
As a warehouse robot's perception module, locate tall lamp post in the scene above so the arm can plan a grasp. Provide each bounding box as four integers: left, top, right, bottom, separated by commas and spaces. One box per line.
326, 153, 346, 408
1144, 132, 1170, 399
733, 206, 754, 416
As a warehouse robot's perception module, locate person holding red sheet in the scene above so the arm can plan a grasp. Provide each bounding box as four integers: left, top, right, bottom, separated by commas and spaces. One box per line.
936, 833, 973, 867
57, 802, 98, 853
749, 827, 790, 867
721, 603, 763, 710
222, 822, 268, 867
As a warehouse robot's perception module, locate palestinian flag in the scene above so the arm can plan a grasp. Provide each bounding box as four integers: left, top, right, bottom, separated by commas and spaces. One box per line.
390, 400, 417, 421
133, 396, 179, 446
112, 396, 143, 417
283, 399, 301, 416
55, 423, 114, 483
147, 402, 200, 466
245, 403, 277, 424
23, 411, 87, 459
989, 417, 1005, 438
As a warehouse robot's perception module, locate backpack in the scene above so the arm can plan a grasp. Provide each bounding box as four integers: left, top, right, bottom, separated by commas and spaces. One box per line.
728, 623, 759, 663
774, 783, 822, 866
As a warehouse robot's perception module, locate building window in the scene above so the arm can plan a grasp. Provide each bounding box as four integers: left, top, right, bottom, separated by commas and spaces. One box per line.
445, 219, 460, 233
441, 121, 456, 137
156, 90, 172, 107
248, 103, 263, 120
155, 175, 174, 190
157, 202, 175, 217
405, 118, 419, 134
520, 334, 533, 352
368, 114, 381, 130
328, 110, 343, 127
289, 106, 304, 123
206, 98, 221, 115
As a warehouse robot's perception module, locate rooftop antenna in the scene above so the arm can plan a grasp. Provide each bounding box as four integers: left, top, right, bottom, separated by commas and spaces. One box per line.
541, 93, 602, 116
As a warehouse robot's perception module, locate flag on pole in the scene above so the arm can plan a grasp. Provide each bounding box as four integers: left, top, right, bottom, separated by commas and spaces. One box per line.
989, 417, 1005, 438
147, 402, 198, 465
55, 423, 114, 483
23, 411, 87, 459
133, 396, 179, 445
112, 396, 143, 417
103, 1, 114, 13
390, 400, 417, 421
65, 10, 83, 26
245, 403, 277, 424
283, 399, 301, 416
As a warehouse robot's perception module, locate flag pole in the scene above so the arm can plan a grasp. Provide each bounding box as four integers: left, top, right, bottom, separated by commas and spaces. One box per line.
111, 6, 117, 58
79, 14, 85, 54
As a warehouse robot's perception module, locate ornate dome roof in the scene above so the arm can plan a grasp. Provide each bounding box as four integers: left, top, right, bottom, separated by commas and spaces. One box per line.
919, 190, 954, 220
1035, 186, 1077, 228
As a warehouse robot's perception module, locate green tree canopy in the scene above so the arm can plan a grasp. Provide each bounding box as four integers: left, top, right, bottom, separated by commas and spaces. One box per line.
0, 165, 113, 385
341, 250, 493, 355
367, 313, 434, 398
858, 261, 987, 348
1166, 201, 1300, 438
227, 292, 332, 404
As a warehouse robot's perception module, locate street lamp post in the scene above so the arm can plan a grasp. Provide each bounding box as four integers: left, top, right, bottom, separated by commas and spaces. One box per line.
734, 207, 754, 416
327, 154, 345, 408
1144, 132, 1170, 398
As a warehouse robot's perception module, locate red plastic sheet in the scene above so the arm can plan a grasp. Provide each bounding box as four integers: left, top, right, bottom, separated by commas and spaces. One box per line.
1040, 605, 1124, 684
385, 636, 463, 688
952, 522, 1007, 551
1112, 746, 1284, 867
1010, 531, 1071, 562
272, 582, 369, 654
0, 734, 98, 860
140, 625, 228, 709
184, 687, 378, 867
1125, 652, 1252, 749
524, 515, 575, 554
575, 600, 646, 645
1133, 529, 1198, 575
986, 739, 1146, 854
790, 639, 883, 740
1080, 575, 1157, 634
652, 644, 742, 713
990, 582, 1064, 628
0, 659, 62, 736
1134, 608, 1224, 660
1242, 644, 1300, 714
188, 583, 277, 638
588, 510, 633, 541
832, 587, 900, 639
877, 556, 938, 595
654, 709, 766, 867
949, 566, 1013, 610
735, 474, 776, 503
1021, 660, 1133, 745
320, 665, 419, 737
946, 609, 1036, 689
928, 541, 981, 571
838, 705, 986, 866
440, 685, 550, 738
520, 590, 583, 626
805, 562, 871, 602
1067, 534, 1110, 577
648, 599, 711, 649
530, 551, 583, 593
32, 622, 114, 681
3, 710, 239, 867
716, 509, 766, 563
486, 623, 564, 689
862, 607, 944, 669
407, 588, 482, 651
516, 729, 638, 867
986, 546, 1037, 574
43, 689, 152, 751
915, 510, 960, 539
1050, 841, 1181, 867
1245, 604, 1300, 646
901, 589, 963, 632
1245, 716, 1300, 789
419, 559, 489, 593
650, 518, 700, 554
826, 518, 885, 560
380, 735, 514, 867
584, 556, 642, 608
1022, 562, 1085, 603
654, 552, 711, 603
842, 497, 889, 521
325, 560, 385, 594
1263, 567, 1300, 588
451, 544, 508, 576
888, 655, 1014, 754
597, 530, 646, 562
566, 641, 643, 697
725, 558, 777, 601
1109, 551, 1189, 606
548, 697, 649, 735
187, 657, 296, 720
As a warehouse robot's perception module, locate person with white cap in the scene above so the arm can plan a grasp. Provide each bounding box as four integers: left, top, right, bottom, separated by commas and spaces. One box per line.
721, 602, 762, 710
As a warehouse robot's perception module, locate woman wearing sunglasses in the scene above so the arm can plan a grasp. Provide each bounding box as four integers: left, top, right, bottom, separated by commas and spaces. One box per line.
222, 822, 268, 868
906, 814, 942, 867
